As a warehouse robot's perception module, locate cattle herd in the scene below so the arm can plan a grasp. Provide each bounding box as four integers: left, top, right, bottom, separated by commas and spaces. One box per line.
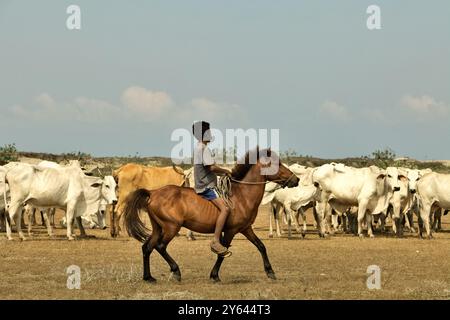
0, 159, 449, 242
263, 163, 450, 240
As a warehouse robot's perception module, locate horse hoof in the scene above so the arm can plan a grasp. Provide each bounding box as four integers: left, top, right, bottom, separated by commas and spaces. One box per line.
268, 234, 273, 238
171, 271, 182, 282
267, 272, 277, 280
68, 237, 75, 241
210, 276, 221, 283
358, 234, 364, 239
301, 233, 306, 239
144, 277, 157, 283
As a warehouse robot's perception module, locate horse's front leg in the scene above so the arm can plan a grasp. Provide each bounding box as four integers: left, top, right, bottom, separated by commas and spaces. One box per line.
241, 227, 276, 280
209, 231, 236, 282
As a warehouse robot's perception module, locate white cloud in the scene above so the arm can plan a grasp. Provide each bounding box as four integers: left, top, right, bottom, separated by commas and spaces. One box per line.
121, 86, 174, 120
72, 97, 121, 121
182, 97, 245, 123
400, 95, 449, 116
35, 93, 56, 109
9, 93, 120, 122
7, 87, 245, 125
319, 100, 350, 121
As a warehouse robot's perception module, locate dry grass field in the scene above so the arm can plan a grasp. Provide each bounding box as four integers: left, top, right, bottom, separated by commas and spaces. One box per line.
1, 206, 450, 300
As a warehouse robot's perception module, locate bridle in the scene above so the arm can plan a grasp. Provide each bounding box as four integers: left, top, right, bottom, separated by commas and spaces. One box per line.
229, 172, 298, 189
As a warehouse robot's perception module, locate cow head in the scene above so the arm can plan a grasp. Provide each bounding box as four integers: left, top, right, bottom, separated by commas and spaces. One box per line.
89, 176, 117, 204
385, 167, 407, 192
406, 169, 420, 194
100, 176, 118, 205
406, 168, 432, 194
95, 209, 107, 230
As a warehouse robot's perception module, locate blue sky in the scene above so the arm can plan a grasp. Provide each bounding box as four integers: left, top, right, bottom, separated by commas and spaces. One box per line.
0, 0, 449, 159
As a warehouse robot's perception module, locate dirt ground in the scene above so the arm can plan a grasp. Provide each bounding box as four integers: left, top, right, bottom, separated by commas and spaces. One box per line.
1, 206, 450, 300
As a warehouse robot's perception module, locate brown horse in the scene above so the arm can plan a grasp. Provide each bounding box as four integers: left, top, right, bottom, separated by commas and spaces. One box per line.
123, 149, 299, 282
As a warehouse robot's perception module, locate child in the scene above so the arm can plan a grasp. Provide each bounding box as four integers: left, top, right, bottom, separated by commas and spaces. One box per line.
192, 121, 232, 257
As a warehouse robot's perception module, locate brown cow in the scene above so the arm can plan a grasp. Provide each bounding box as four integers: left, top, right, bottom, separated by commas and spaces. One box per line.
111, 163, 190, 237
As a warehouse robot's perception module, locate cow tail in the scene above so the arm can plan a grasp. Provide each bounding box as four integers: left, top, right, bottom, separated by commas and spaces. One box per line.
123, 189, 152, 243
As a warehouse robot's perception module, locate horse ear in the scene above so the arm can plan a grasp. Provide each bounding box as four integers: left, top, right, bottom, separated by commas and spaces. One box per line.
259, 148, 272, 167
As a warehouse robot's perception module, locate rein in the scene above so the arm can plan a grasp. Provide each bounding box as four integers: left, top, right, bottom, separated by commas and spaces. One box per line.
230, 173, 297, 186
216, 173, 298, 209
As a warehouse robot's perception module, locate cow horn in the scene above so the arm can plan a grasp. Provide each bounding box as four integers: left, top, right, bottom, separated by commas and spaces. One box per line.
172, 164, 185, 176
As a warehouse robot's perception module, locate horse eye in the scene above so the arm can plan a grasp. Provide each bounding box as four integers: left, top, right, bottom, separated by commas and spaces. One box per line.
388, 175, 392, 178
105, 185, 110, 189
416, 178, 420, 181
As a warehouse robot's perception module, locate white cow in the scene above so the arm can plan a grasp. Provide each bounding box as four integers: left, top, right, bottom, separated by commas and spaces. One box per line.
377, 167, 410, 236
60, 176, 116, 230
24, 161, 114, 235
288, 164, 318, 186
266, 183, 321, 238
416, 171, 450, 238
3, 162, 117, 240
263, 164, 322, 238
401, 168, 433, 232
27, 160, 79, 229
313, 163, 399, 238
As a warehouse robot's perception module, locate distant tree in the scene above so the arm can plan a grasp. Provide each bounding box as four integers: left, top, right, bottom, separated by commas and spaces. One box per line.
280, 148, 298, 164
0, 143, 19, 165
62, 151, 92, 165
370, 147, 396, 168
371, 148, 396, 161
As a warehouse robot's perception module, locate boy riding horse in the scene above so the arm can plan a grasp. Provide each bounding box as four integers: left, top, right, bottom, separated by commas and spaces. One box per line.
192, 121, 232, 258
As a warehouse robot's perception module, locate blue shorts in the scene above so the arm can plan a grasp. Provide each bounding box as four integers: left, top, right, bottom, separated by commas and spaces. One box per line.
198, 188, 218, 201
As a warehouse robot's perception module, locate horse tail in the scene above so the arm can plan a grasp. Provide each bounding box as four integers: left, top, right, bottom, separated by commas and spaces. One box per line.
123, 189, 152, 243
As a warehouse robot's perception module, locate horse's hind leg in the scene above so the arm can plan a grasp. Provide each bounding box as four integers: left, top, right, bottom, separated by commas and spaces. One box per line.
154, 224, 182, 281
142, 224, 161, 282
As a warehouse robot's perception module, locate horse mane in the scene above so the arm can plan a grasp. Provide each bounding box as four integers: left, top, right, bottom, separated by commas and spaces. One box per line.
231, 147, 272, 180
